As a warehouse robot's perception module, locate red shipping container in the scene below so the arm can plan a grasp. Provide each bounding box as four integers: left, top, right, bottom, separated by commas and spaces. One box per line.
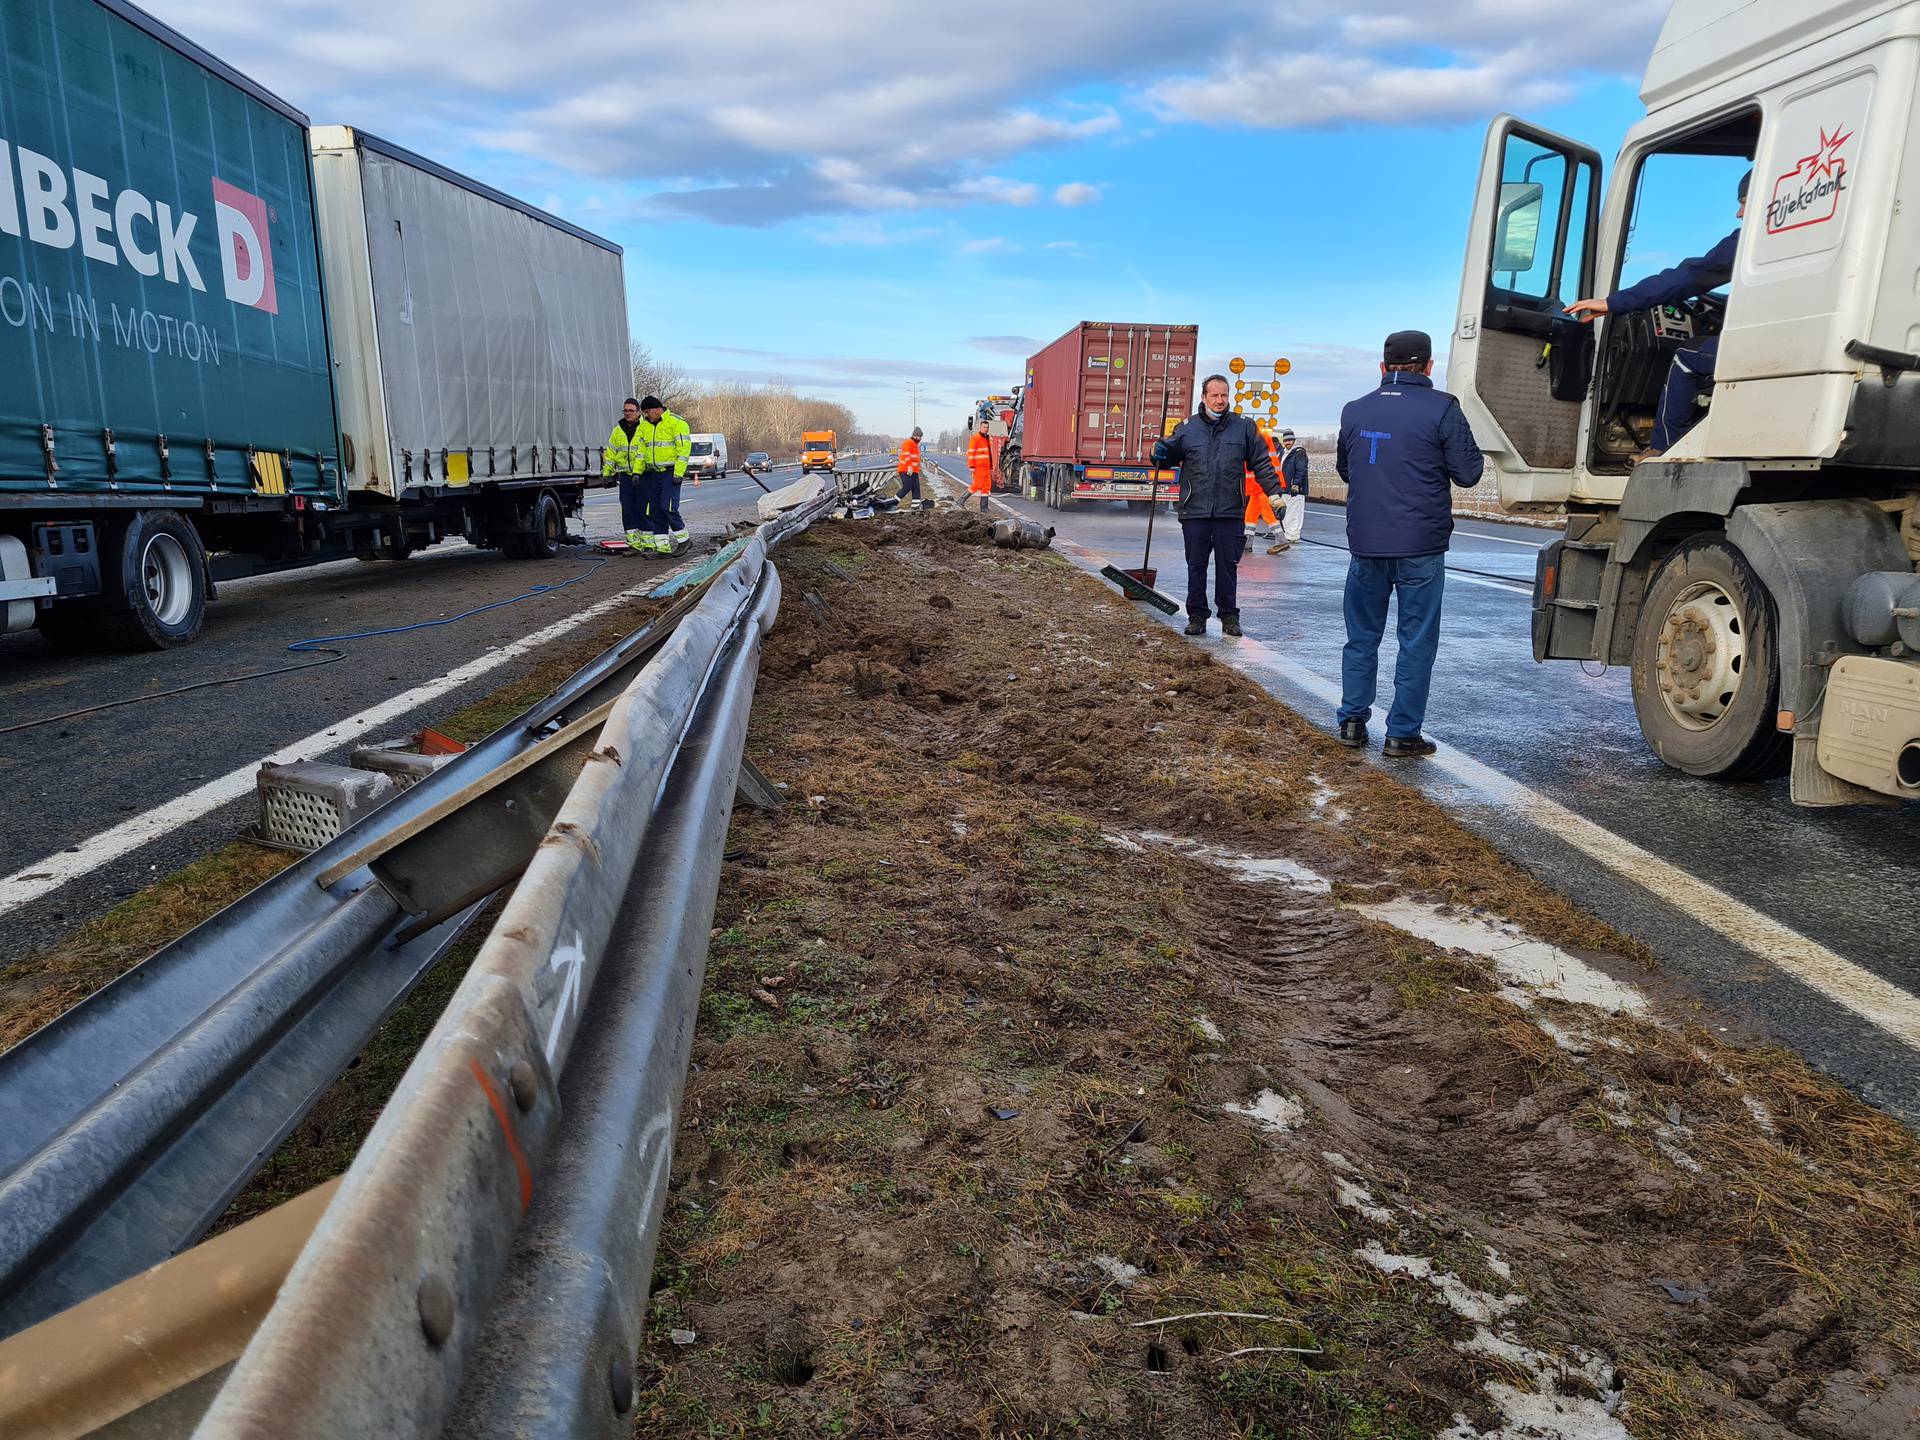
1020, 322, 1199, 468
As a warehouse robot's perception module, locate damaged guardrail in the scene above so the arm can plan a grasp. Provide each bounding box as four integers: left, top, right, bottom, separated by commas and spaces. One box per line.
0, 496, 829, 1343
196, 513, 796, 1439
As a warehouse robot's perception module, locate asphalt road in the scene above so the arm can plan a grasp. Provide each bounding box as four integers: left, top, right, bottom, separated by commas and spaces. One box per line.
0, 465, 799, 966
949, 459, 1920, 1121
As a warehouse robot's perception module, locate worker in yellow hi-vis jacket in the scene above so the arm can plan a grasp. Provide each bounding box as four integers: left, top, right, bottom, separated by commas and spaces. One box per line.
603, 395, 692, 553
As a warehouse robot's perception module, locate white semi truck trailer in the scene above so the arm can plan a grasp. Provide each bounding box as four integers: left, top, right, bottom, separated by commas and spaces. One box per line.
1454, 0, 1920, 806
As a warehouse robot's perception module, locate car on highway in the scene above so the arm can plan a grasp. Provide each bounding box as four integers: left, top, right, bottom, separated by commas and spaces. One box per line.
745, 452, 771, 474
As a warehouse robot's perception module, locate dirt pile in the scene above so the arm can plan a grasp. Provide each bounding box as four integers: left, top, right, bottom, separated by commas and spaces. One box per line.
639, 515, 1919, 1439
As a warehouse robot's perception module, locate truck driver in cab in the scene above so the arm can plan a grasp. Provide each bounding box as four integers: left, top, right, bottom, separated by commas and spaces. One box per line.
1565, 169, 1749, 464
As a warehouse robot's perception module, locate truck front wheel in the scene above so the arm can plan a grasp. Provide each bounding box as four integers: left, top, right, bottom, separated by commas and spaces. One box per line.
1630, 536, 1789, 781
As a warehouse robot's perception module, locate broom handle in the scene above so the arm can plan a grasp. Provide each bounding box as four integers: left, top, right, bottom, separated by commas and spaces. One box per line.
1142, 327, 1174, 570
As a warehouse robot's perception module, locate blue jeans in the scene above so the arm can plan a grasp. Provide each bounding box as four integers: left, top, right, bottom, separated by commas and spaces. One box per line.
1181, 517, 1241, 620
617, 474, 647, 533
1339, 553, 1445, 739
1652, 334, 1717, 451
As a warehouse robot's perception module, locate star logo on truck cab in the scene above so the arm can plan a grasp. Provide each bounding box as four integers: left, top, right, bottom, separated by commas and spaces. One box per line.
1766, 125, 1852, 234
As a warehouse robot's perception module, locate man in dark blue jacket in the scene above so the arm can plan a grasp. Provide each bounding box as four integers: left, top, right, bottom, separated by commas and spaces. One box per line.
1334, 330, 1485, 756
1566, 170, 1747, 457
1152, 373, 1281, 637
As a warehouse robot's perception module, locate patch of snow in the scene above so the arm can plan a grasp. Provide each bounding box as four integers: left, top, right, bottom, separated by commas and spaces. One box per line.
1306, 774, 1351, 823
1656, 1137, 1703, 1173
1484, 1246, 1513, 1281
1192, 1014, 1225, 1043
1463, 1384, 1633, 1440
1093, 1255, 1141, 1287
1321, 1150, 1360, 1175
949, 820, 969, 837
1334, 1177, 1393, 1225
1351, 900, 1649, 1017
1356, 1242, 1523, 1324
1224, 1089, 1307, 1134
1135, 831, 1331, 894
1367, 1243, 1630, 1440
1742, 1094, 1777, 1133
1101, 831, 1145, 853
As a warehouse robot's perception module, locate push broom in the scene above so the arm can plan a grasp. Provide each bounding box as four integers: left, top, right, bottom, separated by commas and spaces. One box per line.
1101, 331, 1181, 614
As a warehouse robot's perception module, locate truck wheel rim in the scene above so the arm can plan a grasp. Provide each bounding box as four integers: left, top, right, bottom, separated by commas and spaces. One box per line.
1654, 579, 1745, 730
141, 532, 194, 627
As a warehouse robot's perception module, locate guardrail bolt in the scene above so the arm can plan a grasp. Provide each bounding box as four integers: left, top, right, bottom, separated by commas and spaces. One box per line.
417, 1274, 456, 1346
509, 1061, 538, 1112
609, 1357, 634, 1414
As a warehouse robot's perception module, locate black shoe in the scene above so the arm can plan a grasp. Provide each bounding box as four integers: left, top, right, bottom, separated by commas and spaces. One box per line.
1183, 617, 1207, 636
1221, 614, 1242, 637
1337, 719, 1367, 749
1383, 734, 1437, 758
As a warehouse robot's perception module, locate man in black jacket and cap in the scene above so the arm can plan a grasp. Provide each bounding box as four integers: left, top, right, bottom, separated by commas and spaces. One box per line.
1153, 373, 1281, 636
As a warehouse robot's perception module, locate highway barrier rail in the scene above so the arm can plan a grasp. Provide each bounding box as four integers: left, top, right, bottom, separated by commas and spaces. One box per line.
0, 488, 835, 1436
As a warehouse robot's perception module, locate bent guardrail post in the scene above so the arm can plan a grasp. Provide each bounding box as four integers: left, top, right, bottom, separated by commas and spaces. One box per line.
194, 539, 784, 1439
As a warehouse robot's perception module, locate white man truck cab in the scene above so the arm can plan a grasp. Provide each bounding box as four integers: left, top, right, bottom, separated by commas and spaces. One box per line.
1455, 0, 1920, 806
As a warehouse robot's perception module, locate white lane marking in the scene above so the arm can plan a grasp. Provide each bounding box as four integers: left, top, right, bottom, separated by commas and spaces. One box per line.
1443, 527, 1550, 549
1048, 533, 1920, 1051
0, 568, 688, 919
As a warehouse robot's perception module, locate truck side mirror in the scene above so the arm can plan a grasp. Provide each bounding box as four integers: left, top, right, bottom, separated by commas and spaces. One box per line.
1495, 182, 1544, 274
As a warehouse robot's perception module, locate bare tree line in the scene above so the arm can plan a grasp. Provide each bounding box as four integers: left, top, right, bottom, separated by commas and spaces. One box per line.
630, 342, 863, 459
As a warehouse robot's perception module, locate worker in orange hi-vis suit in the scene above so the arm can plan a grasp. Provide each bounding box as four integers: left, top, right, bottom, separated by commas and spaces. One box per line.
967, 426, 994, 501
1243, 427, 1281, 551
897, 427, 924, 507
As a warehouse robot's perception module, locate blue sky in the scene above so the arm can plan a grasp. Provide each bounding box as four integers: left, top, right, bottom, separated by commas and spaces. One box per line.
150, 0, 1684, 435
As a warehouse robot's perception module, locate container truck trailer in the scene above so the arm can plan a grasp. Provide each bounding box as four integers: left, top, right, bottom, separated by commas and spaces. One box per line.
1003, 323, 1197, 509
0, 0, 629, 650
1452, 0, 1920, 806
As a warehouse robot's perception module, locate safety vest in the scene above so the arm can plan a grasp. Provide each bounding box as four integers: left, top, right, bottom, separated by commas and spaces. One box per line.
602, 412, 692, 477
1245, 432, 1282, 488
898, 437, 922, 476
967, 432, 992, 472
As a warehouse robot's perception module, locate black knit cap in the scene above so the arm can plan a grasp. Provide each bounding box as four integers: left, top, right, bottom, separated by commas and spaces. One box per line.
1383, 330, 1432, 366
640, 395, 663, 410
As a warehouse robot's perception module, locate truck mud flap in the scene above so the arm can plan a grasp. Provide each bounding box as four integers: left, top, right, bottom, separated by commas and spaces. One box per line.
1531, 538, 1605, 663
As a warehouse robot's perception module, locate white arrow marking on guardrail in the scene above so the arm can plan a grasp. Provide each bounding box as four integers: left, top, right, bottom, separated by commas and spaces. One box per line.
633, 1109, 676, 1242
545, 935, 587, 1064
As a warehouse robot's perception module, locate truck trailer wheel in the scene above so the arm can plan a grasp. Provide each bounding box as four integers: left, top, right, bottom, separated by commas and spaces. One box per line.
74, 510, 209, 650
503, 491, 564, 560
1630, 536, 1789, 781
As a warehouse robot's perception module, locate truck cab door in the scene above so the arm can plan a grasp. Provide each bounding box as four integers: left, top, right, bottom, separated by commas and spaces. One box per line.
1453, 115, 1601, 505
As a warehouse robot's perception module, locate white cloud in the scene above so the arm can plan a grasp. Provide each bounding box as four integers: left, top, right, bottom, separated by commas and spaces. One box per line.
967, 336, 1042, 354
950, 176, 1042, 206
141, 0, 1665, 229
961, 237, 1019, 253
1148, 2, 1667, 129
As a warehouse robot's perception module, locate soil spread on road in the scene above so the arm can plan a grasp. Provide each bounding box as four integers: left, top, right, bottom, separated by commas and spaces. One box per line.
642, 513, 1920, 1439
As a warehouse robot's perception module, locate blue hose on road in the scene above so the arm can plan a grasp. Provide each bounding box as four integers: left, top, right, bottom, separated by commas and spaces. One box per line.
286, 558, 611, 652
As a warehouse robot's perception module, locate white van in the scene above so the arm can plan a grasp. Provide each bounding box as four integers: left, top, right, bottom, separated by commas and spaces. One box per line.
686, 433, 729, 479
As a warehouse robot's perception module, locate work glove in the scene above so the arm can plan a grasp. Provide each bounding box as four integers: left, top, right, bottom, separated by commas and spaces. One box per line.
1151, 439, 1172, 468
